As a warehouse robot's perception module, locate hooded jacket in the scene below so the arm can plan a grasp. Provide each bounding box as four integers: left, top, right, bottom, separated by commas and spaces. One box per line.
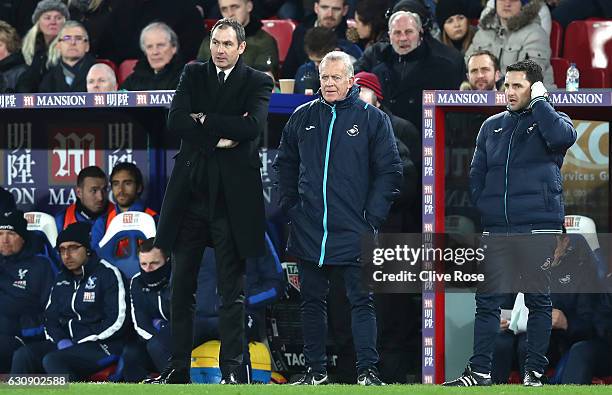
44, 254, 128, 347
274, 86, 402, 265
466, 0, 555, 87
469, 99, 576, 232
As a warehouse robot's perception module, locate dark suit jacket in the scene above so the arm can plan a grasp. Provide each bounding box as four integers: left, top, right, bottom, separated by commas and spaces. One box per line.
155, 57, 273, 258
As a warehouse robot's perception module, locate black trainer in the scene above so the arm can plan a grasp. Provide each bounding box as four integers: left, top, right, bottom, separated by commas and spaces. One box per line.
220, 373, 239, 385
290, 368, 329, 385
442, 365, 492, 386
143, 365, 190, 384
357, 369, 385, 386
523, 371, 546, 387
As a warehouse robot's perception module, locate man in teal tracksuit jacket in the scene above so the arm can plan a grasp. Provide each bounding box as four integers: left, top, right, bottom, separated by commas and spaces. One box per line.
274, 51, 402, 386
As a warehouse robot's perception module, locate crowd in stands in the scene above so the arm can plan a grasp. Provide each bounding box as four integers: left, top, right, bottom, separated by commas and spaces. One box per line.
1, 0, 612, 385
0, 0, 609, 97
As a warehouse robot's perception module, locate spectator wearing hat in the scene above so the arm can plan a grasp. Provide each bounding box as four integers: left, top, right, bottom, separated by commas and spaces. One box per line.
467, 0, 555, 87
436, 0, 477, 54
0, 210, 55, 373
15, 0, 69, 93
11, 222, 128, 380
355, 71, 419, 383
481, 0, 551, 35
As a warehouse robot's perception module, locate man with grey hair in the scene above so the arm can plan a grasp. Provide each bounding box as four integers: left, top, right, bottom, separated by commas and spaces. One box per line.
274, 50, 402, 386
121, 22, 184, 91
354, 10, 463, 131
86, 63, 118, 92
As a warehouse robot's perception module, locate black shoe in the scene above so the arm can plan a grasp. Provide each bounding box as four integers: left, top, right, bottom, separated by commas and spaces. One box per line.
220, 373, 239, 384
442, 365, 492, 386
523, 371, 546, 387
357, 369, 385, 386
143, 365, 190, 384
290, 368, 329, 385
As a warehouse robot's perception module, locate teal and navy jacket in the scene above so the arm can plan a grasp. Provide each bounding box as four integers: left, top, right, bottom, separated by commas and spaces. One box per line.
274, 86, 402, 265
469, 99, 577, 232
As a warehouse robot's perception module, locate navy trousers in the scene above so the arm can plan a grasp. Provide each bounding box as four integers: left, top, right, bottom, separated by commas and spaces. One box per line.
297, 261, 378, 375
469, 233, 556, 375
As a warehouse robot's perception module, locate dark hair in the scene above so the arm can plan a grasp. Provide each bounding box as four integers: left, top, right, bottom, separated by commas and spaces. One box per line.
138, 237, 168, 259
505, 59, 543, 85
467, 50, 500, 72
440, 22, 475, 53
211, 18, 246, 44
355, 0, 390, 44
110, 162, 143, 193
304, 27, 337, 57
77, 166, 106, 187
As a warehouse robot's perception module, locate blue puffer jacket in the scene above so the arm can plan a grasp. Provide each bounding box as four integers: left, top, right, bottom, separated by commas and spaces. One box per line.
274, 86, 402, 265
469, 99, 577, 232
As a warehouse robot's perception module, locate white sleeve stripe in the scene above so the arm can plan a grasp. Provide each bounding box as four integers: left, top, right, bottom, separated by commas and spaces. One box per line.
78, 259, 127, 343
130, 273, 153, 340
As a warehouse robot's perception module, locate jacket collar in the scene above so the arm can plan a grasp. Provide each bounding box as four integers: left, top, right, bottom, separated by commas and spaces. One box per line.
319, 85, 360, 109
60, 254, 100, 280
244, 18, 263, 37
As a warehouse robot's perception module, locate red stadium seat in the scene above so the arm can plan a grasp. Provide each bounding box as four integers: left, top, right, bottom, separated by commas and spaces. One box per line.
261, 19, 297, 63
550, 20, 563, 58
551, 57, 570, 88
117, 59, 138, 86
563, 20, 612, 81
96, 58, 117, 74
581, 67, 609, 88
204, 19, 218, 31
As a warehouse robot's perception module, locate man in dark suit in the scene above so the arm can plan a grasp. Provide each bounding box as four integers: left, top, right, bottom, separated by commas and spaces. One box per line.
148, 18, 273, 384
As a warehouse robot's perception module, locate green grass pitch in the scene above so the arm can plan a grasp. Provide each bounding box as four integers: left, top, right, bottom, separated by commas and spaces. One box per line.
16, 383, 612, 395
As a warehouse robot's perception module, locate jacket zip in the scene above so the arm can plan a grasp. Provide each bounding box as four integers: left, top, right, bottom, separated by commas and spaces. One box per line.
318, 104, 336, 267
504, 116, 522, 226
69, 278, 82, 338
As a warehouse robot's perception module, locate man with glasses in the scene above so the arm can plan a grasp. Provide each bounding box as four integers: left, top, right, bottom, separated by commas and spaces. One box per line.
11, 222, 129, 380
274, 51, 402, 385
151, 18, 273, 384
38, 20, 96, 93
0, 210, 55, 373
55, 166, 114, 232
